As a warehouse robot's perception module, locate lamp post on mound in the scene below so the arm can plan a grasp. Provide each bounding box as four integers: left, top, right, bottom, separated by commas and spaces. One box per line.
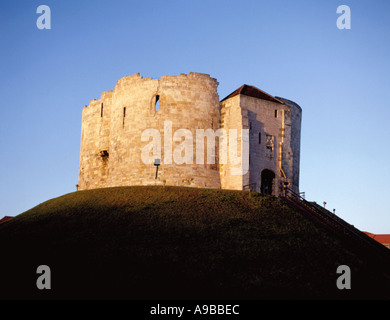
154, 158, 161, 179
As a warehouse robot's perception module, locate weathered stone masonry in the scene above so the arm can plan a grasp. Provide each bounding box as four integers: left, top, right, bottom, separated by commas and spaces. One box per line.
78, 72, 302, 196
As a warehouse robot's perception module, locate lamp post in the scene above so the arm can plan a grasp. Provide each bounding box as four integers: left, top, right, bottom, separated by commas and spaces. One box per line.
154, 158, 160, 179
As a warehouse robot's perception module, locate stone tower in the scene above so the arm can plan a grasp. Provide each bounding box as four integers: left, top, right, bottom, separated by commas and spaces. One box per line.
219, 85, 302, 195
78, 72, 302, 196
78, 72, 221, 190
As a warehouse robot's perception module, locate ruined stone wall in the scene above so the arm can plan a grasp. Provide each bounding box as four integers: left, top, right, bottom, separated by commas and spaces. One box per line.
78, 72, 221, 190
78, 72, 302, 196
219, 95, 246, 190
78, 90, 113, 189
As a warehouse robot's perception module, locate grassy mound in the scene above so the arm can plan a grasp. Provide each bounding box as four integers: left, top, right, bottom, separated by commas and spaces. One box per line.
0, 186, 388, 300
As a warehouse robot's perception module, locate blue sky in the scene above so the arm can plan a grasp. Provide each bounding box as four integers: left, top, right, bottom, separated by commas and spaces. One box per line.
0, 0, 389, 233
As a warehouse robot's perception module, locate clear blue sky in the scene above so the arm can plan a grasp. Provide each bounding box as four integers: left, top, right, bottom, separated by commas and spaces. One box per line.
0, 0, 389, 233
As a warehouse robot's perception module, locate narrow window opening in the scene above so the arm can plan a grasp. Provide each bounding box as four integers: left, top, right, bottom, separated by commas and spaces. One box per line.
265, 135, 274, 158
155, 95, 160, 111
259, 132, 261, 144
274, 109, 278, 118
101, 103, 104, 117
123, 107, 126, 127
100, 150, 109, 158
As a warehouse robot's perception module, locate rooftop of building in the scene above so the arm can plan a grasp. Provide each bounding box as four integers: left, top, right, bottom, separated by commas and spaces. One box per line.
364, 232, 390, 245
220, 84, 285, 104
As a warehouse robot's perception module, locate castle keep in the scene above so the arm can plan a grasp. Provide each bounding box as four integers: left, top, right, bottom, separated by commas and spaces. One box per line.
78, 72, 302, 196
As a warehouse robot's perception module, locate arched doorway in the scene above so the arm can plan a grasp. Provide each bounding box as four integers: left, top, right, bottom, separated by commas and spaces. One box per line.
261, 169, 275, 195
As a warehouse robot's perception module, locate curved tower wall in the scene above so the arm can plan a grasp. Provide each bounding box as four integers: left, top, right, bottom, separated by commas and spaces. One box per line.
78, 73, 302, 196
78, 72, 221, 190
276, 97, 302, 193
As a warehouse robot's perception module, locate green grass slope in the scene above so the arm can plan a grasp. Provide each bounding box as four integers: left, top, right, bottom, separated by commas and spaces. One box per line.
0, 186, 388, 300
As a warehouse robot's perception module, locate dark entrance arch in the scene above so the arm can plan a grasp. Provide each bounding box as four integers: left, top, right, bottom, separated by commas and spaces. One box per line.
261, 169, 275, 195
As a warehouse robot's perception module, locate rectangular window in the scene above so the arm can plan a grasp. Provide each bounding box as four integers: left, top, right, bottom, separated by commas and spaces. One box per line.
259, 132, 261, 144
123, 107, 126, 127
274, 110, 278, 118
101, 103, 104, 117
266, 135, 273, 150
155, 95, 160, 111
265, 134, 274, 158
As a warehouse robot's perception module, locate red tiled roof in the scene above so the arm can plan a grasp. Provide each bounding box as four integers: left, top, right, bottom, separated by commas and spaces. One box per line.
364, 232, 390, 245
220, 84, 285, 104
0, 216, 13, 224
